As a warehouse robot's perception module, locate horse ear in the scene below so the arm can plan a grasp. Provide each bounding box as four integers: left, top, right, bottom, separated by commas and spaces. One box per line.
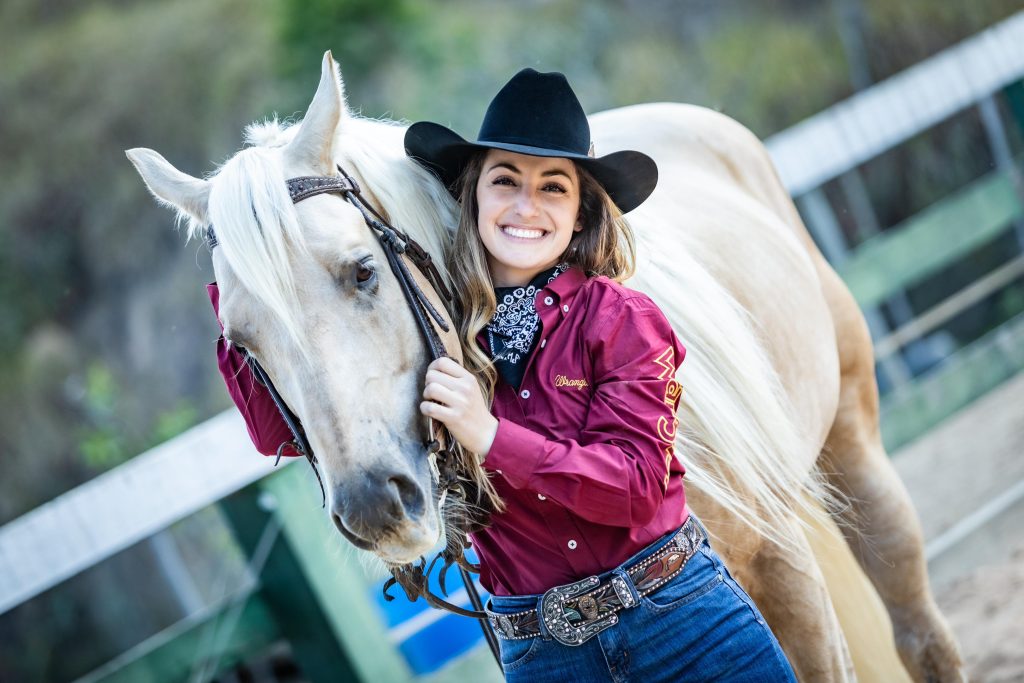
285, 51, 348, 173
126, 148, 211, 226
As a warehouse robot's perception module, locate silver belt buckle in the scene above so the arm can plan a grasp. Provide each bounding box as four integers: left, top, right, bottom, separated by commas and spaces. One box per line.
540, 575, 618, 646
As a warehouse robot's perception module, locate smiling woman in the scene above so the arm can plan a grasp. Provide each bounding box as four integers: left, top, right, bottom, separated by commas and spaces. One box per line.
474, 153, 582, 287
400, 68, 799, 682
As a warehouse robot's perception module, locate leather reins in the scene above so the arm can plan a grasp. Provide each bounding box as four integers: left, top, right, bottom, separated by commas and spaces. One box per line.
205, 163, 500, 661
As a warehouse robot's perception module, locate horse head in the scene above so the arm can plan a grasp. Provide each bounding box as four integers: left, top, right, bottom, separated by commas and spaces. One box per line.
126, 53, 482, 567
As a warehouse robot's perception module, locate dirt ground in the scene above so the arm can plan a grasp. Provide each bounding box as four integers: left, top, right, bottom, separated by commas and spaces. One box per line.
890, 373, 1024, 683
934, 542, 1024, 682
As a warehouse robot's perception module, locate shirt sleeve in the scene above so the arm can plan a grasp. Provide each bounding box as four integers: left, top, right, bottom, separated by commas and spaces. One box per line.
483, 295, 686, 528
207, 283, 300, 458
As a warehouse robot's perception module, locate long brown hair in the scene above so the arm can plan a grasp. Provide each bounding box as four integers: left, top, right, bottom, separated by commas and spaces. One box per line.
447, 151, 637, 402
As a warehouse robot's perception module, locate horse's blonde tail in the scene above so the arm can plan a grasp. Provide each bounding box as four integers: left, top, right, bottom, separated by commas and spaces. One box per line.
634, 251, 833, 554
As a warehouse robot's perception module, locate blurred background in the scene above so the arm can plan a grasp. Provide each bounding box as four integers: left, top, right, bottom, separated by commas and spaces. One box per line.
2, 0, 1023, 681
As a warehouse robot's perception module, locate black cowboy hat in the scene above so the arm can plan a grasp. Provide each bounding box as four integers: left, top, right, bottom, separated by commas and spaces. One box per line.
404, 68, 658, 214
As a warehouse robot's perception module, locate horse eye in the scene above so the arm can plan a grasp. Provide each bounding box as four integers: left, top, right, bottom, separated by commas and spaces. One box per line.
356, 260, 380, 290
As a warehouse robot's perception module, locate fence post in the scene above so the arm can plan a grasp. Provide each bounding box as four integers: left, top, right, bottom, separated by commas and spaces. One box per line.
222, 463, 414, 683
219, 476, 363, 683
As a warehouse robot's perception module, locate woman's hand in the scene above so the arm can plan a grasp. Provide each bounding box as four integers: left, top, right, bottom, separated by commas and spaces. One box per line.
420, 357, 499, 458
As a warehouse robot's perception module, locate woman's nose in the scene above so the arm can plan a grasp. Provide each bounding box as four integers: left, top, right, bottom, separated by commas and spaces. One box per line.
515, 189, 540, 217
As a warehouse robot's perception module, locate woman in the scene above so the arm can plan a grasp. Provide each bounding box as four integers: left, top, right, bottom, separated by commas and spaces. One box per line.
403, 68, 796, 682
212, 69, 797, 681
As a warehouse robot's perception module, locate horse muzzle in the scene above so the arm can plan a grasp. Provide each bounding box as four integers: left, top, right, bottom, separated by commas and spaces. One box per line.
329, 465, 439, 560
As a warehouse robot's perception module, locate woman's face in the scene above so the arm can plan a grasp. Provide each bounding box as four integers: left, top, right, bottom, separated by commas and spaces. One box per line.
475, 150, 582, 287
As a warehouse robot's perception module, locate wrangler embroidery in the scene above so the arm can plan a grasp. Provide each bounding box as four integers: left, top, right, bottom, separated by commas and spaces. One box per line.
653, 347, 675, 381
663, 446, 675, 489
664, 379, 682, 407
554, 374, 589, 390
652, 346, 682, 490
657, 414, 679, 442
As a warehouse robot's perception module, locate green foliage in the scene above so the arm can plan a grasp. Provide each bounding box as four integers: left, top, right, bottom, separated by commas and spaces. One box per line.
151, 401, 200, 446
77, 362, 201, 470
696, 12, 850, 135
78, 364, 125, 469
864, 0, 1024, 80
273, 0, 418, 113
1, 0, 280, 502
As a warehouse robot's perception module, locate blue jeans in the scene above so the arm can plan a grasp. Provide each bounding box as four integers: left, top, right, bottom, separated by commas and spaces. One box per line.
488, 523, 797, 682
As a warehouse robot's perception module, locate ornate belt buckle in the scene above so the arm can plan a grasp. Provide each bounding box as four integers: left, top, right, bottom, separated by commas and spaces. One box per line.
540, 576, 618, 646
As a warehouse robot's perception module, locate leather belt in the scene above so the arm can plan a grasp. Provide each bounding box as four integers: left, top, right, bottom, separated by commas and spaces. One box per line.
487, 516, 706, 646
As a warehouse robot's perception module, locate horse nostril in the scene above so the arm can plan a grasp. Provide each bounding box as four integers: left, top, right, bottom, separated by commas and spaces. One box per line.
331, 508, 374, 550
389, 474, 425, 518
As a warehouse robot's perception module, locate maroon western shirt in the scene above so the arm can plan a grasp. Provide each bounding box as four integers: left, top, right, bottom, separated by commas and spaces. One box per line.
207, 267, 688, 596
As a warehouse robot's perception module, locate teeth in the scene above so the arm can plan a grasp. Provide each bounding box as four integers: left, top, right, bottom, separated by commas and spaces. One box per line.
502, 226, 545, 239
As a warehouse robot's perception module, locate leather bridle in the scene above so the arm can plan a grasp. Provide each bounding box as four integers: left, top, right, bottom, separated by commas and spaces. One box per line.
206, 163, 500, 660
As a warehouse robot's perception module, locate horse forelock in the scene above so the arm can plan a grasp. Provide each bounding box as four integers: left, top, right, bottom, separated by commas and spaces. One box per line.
205, 144, 314, 363
244, 116, 297, 149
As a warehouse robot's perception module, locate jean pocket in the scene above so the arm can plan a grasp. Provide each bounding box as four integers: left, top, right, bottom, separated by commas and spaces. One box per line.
639, 549, 724, 613
499, 635, 543, 672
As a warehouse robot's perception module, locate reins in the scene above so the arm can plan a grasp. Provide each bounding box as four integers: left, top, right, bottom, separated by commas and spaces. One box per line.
206, 163, 500, 662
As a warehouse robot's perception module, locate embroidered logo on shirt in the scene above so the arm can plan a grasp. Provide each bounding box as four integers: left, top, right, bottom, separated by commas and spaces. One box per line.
653, 346, 682, 490
554, 374, 589, 390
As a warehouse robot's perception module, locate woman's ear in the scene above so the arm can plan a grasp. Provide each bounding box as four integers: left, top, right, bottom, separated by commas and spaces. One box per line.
574, 215, 584, 232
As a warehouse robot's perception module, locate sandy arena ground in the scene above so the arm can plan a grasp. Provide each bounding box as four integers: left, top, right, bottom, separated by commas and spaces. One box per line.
893, 372, 1024, 683
935, 542, 1024, 682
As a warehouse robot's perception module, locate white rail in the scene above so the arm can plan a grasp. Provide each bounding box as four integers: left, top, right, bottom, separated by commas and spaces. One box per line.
766, 11, 1024, 196
925, 478, 1024, 562
0, 411, 280, 615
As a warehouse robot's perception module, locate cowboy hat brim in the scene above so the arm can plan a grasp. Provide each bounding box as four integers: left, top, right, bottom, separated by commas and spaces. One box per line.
404, 121, 658, 214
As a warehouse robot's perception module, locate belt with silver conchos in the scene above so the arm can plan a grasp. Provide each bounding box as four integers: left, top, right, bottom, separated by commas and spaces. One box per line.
487, 515, 706, 646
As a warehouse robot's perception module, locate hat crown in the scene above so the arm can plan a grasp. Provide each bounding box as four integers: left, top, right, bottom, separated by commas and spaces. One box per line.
477, 68, 591, 156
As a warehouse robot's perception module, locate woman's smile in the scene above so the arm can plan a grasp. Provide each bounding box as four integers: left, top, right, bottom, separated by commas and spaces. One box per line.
500, 224, 549, 240
476, 150, 582, 287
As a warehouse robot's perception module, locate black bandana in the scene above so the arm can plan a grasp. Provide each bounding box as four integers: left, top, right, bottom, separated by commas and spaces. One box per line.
487, 264, 567, 389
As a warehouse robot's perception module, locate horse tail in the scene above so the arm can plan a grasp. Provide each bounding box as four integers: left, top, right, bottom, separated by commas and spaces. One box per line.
625, 104, 838, 554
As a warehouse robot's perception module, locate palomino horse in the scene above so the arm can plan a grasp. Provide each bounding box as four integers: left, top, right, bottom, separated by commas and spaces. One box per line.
128, 54, 963, 682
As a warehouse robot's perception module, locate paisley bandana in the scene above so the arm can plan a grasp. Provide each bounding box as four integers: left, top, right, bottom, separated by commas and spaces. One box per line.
487, 263, 567, 389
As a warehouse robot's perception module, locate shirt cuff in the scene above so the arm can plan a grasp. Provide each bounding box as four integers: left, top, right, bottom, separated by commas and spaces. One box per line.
483, 417, 547, 489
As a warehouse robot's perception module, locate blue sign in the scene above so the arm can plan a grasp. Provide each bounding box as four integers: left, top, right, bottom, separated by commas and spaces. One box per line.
371, 548, 491, 675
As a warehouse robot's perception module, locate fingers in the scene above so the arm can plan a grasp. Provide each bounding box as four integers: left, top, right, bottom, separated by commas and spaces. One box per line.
427, 356, 466, 377
422, 381, 460, 408
419, 399, 451, 421
425, 367, 475, 393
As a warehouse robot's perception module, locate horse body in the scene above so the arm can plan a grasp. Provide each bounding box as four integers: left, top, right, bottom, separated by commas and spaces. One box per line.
593, 103, 963, 681
128, 54, 963, 682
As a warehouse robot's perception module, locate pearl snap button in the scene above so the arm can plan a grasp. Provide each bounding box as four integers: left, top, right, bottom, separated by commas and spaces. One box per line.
537, 493, 546, 500
544, 296, 554, 306
567, 539, 577, 550
562, 304, 569, 313
520, 389, 530, 399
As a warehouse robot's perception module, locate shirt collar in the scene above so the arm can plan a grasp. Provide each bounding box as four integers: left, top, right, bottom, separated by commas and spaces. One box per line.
540, 266, 588, 303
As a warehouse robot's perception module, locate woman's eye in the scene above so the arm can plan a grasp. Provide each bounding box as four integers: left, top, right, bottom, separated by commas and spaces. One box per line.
492, 176, 515, 186
543, 183, 567, 194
